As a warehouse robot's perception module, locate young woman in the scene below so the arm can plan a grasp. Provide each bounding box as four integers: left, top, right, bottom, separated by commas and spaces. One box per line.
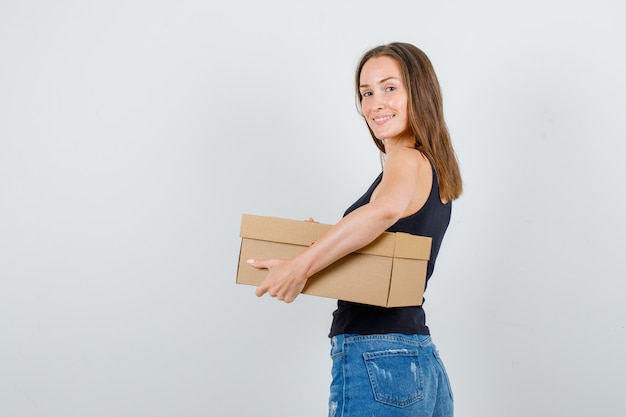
247, 42, 462, 417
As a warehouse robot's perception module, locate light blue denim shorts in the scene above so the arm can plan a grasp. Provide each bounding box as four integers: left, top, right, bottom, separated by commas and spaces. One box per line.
329, 333, 453, 417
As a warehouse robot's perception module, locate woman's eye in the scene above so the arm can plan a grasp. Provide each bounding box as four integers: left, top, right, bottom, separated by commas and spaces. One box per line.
385, 86, 396, 92
362, 91, 372, 97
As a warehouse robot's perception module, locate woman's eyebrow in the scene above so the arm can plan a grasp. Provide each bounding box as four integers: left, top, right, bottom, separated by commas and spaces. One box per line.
359, 76, 401, 89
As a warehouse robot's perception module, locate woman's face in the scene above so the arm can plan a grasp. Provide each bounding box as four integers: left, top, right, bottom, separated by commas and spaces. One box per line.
359, 56, 411, 145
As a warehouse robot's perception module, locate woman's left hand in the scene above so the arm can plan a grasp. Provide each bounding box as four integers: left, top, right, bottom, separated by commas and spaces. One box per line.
246, 258, 308, 303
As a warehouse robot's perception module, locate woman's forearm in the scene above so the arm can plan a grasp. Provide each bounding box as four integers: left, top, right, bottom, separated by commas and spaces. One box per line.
294, 201, 401, 280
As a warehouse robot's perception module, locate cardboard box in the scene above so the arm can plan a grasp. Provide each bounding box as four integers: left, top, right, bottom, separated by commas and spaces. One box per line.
236, 214, 432, 307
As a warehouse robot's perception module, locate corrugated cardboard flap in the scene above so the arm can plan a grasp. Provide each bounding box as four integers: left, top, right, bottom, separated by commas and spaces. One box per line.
393, 232, 432, 260
240, 214, 318, 246
241, 214, 432, 261
315, 222, 431, 260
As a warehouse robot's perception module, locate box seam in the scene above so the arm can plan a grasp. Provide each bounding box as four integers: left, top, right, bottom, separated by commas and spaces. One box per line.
385, 236, 398, 307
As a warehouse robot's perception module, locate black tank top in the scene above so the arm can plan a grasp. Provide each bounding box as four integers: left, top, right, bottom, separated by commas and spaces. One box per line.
328, 163, 451, 336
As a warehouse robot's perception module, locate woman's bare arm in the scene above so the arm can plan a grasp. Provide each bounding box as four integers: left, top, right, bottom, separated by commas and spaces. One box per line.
248, 148, 428, 303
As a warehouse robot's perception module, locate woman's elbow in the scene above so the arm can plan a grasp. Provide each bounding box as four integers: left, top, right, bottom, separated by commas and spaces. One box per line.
373, 201, 405, 225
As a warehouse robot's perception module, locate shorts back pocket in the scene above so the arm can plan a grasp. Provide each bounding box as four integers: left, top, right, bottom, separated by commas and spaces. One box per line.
363, 349, 424, 408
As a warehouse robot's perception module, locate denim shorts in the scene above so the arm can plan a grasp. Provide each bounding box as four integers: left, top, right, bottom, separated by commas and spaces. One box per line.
329, 333, 453, 417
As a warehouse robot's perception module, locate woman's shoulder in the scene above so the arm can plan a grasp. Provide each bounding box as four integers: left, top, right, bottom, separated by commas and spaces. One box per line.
384, 147, 430, 170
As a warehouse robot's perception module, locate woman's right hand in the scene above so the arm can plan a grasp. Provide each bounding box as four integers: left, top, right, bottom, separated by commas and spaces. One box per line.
246, 257, 309, 304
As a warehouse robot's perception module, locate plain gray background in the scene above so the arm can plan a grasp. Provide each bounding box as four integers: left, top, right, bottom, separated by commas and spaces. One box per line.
1, 1, 625, 416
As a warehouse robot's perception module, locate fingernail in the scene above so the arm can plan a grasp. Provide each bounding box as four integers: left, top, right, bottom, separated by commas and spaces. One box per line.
247, 259, 254, 264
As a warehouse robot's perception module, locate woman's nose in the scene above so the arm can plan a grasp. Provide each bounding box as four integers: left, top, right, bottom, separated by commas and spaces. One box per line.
372, 95, 385, 109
